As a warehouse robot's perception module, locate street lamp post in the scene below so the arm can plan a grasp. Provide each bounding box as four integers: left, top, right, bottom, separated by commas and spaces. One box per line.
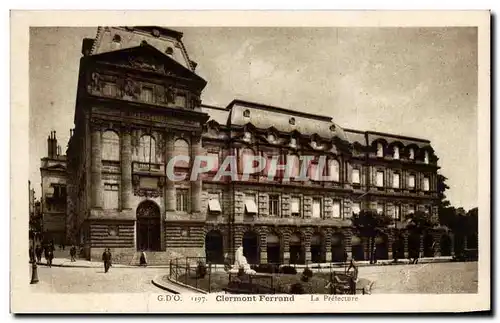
30, 233, 39, 284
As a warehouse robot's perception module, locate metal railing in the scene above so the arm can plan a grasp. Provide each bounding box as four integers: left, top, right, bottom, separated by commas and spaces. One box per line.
169, 256, 359, 294
169, 257, 216, 293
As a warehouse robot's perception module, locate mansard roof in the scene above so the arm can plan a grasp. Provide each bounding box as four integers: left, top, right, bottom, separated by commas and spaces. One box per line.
201, 100, 348, 141
343, 128, 433, 150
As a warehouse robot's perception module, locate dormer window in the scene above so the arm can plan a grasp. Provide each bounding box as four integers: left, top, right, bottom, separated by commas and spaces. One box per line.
141, 40, 148, 46
152, 29, 161, 37
243, 131, 252, 142
409, 148, 415, 160
330, 124, 336, 132
112, 34, 121, 49
289, 117, 296, 125
165, 46, 174, 56
268, 133, 275, 143
393, 146, 400, 160
424, 151, 429, 164
376, 143, 384, 157
243, 109, 250, 118
289, 137, 297, 148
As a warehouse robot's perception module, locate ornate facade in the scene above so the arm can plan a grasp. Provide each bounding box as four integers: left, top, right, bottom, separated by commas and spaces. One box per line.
60, 26, 452, 265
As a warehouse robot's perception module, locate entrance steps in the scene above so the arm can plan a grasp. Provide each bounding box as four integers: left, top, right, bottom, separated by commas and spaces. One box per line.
128, 251, 174, 266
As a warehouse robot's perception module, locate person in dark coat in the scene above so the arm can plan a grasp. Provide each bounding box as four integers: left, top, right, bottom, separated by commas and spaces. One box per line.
46, 249, 54, 267
35, 245, 43, 263
139, 251, 147, 267
102, 248, 112, 273
70, 245, 77, 262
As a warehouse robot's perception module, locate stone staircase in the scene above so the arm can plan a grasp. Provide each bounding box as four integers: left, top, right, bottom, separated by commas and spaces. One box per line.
128, 251, 175, 266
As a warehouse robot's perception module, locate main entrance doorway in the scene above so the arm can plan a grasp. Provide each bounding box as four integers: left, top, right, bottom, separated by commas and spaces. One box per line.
136, 200, 161, 251
205, 230, 224, 263
242, 231, 260, 264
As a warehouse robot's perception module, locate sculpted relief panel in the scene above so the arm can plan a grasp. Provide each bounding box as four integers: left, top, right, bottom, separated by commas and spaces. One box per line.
87, 71, 197, 110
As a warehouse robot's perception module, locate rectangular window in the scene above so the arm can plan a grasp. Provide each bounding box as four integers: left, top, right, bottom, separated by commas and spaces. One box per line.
425, 205, 432, 214
377, 203, 384, 215
423, 177, 430, 191
394, 204, 401, 220
312, 198, 322, 219
141, 86, 154, 103
176, 189, 189, 212
409, 175, 416, 189
376, 171, 384, 187
393, 173, 400, 188
268, 194, 280, 217
332, 200, 341, 218
351, 202, 361, 216
291, 196, 301, 217
103, 183, 119, 209
408, 204, 416, 215
352, 169, 360, 184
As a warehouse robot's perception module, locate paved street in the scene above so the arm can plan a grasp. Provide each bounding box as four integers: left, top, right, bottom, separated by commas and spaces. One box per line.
358, 261, 478, 294
28, 261, 478, 294
29, 265, 169, 293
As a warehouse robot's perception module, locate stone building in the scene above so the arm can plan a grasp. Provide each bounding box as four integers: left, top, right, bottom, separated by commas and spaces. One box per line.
59, 26, 451, 264
40, 131, 68, 245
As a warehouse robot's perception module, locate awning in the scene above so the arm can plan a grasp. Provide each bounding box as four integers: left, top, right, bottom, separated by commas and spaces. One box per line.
244, 200, 258, 214
267, 234, 280, 245
351, 236, 362, 246
208, 199, 221, 212
310, 234, 322, 245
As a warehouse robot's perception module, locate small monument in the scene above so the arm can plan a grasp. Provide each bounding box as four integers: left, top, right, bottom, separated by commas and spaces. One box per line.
228, 246, 257, 275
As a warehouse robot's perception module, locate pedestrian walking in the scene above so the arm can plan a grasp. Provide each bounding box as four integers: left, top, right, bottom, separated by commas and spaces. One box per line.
46, 249, 54, 267
139, 251, 148, 267
35, 245, 43, 263
70, 245, 77, 262
102, 248, 112, 273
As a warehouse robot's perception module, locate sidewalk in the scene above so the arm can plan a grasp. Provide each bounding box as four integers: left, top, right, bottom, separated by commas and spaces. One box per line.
152, 275, 204, 294
35, 258, 169, 268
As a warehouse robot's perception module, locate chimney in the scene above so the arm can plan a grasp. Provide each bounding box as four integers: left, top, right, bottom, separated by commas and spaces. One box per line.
47, 135, 52, 158
81, 38, 94, 56
52, 131, 58, 158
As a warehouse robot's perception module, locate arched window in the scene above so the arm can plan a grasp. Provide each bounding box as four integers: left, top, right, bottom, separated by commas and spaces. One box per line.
328, 159, 340, 182
286, 154, 300, 179
393, 146, 400, 159
174, 138, 190, 168
139, 135, 156, 163
409, 148, 415, 160
308, 158, 320, 181
102, 130, 120, 161
239, 148, 255, 174
377, 142, 384, 157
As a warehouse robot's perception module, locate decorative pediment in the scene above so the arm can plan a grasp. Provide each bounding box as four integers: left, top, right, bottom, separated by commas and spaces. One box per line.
89, 44, 207, 92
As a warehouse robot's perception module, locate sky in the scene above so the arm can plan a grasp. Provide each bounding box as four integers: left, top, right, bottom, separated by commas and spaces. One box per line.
29, 27, 478, 210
